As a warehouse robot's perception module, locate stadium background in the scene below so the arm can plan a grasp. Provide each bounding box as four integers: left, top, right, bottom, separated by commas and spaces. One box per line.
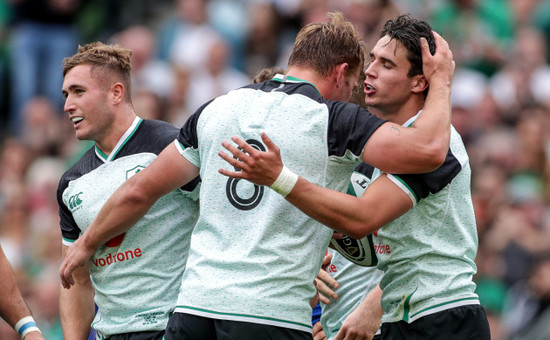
1, 0, 550, 339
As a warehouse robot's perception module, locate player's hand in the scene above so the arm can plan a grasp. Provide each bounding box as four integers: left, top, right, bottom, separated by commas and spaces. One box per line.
421, 31, 455, 88
313, 321, 327, 340
334, 307, 379, 340
334, 287, 383, 340
24, 331, 45, 340
59, 237, 95, 289
218, 132, 284, 186
314, 253, 339, 305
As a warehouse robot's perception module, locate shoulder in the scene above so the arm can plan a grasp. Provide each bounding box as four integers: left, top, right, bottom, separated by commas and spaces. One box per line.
136, 119, 180, 145
57, 146, 97, 195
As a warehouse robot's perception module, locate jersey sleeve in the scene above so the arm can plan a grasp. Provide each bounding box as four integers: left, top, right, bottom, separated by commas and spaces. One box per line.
326, 101, 386, 159
176, 101, 210, 168
57, 176, 81, 245
388, 148, 462, 204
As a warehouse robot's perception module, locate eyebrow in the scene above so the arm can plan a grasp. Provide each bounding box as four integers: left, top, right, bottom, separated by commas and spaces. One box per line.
369, 52, 397, 67
61, 84, 84, 97
62, 84, 82, 93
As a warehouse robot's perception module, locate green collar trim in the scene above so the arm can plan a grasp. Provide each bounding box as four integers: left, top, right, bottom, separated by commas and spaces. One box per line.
95, 117, 143, 162
271, 73, 320, 95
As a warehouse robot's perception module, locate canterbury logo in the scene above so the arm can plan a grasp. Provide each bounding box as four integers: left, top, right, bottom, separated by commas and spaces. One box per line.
68, 192, 83, 210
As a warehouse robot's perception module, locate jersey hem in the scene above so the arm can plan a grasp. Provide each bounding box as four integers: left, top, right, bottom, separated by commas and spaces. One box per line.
174, 306, 312, 333
384, 297, 480, 324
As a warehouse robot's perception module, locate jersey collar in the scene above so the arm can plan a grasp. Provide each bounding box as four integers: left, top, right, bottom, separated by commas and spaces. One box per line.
402, 110, 422, 127
271, 74, 320, 95
95, 116, 143, 163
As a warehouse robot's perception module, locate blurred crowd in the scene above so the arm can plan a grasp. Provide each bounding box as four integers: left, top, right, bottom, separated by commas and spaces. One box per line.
1, 0, 550, 339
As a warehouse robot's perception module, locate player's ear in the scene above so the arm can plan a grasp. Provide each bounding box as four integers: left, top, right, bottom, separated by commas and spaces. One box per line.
335, 63, 349, 88
110, 82, 125, 105
411, 75, 428, 94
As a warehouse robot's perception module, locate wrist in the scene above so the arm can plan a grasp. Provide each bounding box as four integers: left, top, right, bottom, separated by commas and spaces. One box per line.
80, 231, 100, 251
270, 166, 298, 197
15, 316, 41, 338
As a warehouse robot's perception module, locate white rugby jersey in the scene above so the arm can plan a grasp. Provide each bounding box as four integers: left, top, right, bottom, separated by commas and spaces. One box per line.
373, 113, 479, 324
58, 118, 200, 338
321, 163, 384, 339
174, 74, 386, 332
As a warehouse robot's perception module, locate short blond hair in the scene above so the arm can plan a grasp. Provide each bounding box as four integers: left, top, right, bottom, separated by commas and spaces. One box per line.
63, 42, 133, 101
288, 12, 365, 78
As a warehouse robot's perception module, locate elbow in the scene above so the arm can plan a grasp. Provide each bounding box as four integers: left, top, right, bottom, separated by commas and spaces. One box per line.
432, 141, 448, 168
340, 220, 378, 239
421, 138, 448, 172
123, 177, 152, 208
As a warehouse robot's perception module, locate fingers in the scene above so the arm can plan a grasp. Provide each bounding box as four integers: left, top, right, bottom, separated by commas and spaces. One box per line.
218, 167, 247, 179
231, 136, 259, 157
432, 30, 451, 55
218, 147, 245, 171
322, 252, 333, 268
261, 132, 280, 154
218, 139, 252, 178
430, 31, 454, 65
313, 322, 327, 340
221, 141, 250, 165
315, 277, 338, 301
332, 232, 345, 239
59, 260, 75, 289
317, 269, 339, 293
420, 36, 429, 56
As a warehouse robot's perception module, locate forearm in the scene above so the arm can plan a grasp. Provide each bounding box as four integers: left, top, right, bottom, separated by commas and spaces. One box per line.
59, 282, 95, 338
409, 77, 451, 166
0, 251, 32, 326
357, 283, 384, 325
59, 253, 95, 339
81, 179, 154, 250
285, 175, 411, 239
0, 250, 43, 339
83, 143, 199, 250
0, 287, 33, 327
286, 178, 378, 238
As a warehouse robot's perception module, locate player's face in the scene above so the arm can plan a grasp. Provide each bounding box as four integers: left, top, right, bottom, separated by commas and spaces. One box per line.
62, 65, 115, 142
363, 35, 415, 114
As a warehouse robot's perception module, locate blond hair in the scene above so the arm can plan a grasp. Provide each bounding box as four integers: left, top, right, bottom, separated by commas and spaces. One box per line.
63, 42, 133, 101
288, 12, 365, 78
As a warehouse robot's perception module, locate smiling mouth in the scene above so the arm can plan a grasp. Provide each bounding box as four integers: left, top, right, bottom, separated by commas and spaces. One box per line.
71, 117, 83, 124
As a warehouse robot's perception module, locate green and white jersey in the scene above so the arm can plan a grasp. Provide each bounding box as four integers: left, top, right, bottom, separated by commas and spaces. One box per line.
57, 118, 200, 338
174, 74, 386, 332
321, 163, 384, 339
373, 112, 479, 324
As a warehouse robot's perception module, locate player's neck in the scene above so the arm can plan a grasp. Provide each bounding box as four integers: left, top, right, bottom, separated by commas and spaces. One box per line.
285, 67, 329, 97
95, 110, 138, 156
374, 100, 424, 126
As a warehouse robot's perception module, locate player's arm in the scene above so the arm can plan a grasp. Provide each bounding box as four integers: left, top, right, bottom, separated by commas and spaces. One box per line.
59, 245, 94, 339
286, 174, 412, 238
363, 31, 454, 173
60, 143, 199, 288
0, 246, 44, 340
334, 284, 383, 340
219, 134, 412, 238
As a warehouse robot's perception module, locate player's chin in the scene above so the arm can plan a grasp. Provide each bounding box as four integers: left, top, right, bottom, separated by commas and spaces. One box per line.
75, 129, 91, 141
